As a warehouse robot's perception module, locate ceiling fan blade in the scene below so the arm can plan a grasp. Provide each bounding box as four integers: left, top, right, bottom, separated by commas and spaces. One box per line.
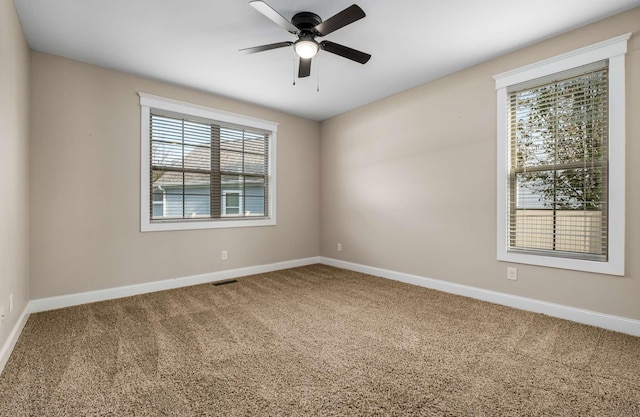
239, 41, 293, 54
320, 41, 371, 64
249, 1, 298, 34
314, 4, 365, 36
298, 58, 311, 78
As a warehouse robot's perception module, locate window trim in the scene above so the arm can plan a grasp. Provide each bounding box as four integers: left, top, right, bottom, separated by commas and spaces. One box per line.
493, 33, 629, 276
139, 93, 278, 232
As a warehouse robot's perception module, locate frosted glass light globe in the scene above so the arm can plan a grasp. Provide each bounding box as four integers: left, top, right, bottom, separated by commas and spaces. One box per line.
295, 40, 319, 59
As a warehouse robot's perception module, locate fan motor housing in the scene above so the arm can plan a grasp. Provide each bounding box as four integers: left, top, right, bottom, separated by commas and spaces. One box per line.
292, 12, 322, 32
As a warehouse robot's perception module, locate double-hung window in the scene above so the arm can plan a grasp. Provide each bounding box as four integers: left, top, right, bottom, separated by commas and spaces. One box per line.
494, 34, 629, 275
140, 93, 277, 231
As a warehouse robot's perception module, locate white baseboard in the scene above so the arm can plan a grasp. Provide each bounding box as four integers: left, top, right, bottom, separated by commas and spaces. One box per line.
320, 257, 640, 337
29, 257, 321, 313
0, 304, 30, 376
3, 254, 638, 378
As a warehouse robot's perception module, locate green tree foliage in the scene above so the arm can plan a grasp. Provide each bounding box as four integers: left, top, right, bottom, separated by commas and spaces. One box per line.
513, 69, 607, 210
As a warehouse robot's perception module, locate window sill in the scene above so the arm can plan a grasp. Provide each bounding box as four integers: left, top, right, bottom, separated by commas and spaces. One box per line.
141, 217, 276, 232
498, 249, 624, 276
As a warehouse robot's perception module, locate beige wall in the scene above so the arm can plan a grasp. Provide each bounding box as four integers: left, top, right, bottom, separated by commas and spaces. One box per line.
16, 6, 640, 322
320, 8, 640, 320
29, 52, 320, 298
0, 0, 30, 345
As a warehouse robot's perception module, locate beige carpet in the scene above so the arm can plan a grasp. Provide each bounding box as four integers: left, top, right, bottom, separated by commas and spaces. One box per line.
1, 264, 639, 416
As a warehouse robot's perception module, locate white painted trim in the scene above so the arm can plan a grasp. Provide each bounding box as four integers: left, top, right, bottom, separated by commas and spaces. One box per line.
319, 257, 640, 337
493, 33, 631, 88
142, 217, 277, 232
138, 93, 279, 132
29, 257, 321, 313
494, 34, 628, 276
140, 103, 151, 231
138, 92, 278, 232
0, 305, 30, 375
496, 85, 508, 261
606, 52, 626, 275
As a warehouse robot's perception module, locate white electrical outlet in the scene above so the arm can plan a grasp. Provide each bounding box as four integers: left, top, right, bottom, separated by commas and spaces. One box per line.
337, 243, 342, 252
507, 267, 518, 281
9, 293, 13, 313
221, 250, 228, 261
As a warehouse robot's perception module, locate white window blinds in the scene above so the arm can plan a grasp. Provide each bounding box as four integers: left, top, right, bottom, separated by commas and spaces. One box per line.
150, 112, 270, 221
507, 61, 608, 261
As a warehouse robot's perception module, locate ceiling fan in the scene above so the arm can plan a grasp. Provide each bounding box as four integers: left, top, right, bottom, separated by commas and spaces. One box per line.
240, 1, 371, 78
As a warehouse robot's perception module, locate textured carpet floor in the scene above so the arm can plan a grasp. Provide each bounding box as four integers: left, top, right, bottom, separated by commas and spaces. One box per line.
1, 264, 639, 416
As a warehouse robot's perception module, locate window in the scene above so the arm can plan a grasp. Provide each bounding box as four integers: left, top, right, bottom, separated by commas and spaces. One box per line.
140, 93, 277, 231
509, 62, 608, 259
494, 34, 629, 275
222, 190, 243, 216
152, 189, 164, 217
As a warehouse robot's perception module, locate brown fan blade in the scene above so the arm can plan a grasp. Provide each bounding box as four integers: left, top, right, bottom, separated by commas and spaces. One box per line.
239, 41, 293, 54
298, 58, 311, 78
320, 41, 371, 64
314, 4, 365, 37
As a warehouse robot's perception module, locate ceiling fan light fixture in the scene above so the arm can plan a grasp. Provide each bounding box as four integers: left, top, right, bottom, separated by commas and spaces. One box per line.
294, 39, 319, 59
243, 2, 371, 78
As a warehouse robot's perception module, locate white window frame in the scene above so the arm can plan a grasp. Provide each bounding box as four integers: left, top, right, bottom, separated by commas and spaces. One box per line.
139, 93, 277, 232
493, 33, 629, 276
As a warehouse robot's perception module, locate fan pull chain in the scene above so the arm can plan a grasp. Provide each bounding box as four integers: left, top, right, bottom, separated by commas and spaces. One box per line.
317, 62, 320, 92
292, 54, 296, 86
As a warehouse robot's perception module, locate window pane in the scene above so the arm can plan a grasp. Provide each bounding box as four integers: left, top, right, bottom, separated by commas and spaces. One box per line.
508, 66, 608, 260
512, 209, 555, 251
555, 168, 605, 210
244, 133, 266, 154
226, 193, 240, 207
148, 110, 271, 223
222, 174, 243, 191
516, 171, 553, 209
221, 150, 243, 173
153, 170, 181, 188
152, 116, 183, 143
516, 168, 605, 211
152, 203, 164, 218
244, 177, 265, 216
224, 191, 241, 215
184, 145, 211, 171
183, 120, 211, 147
222, 175, 242, 216
164, 185, 185, 218
152, 189, 164, 219
152, 141, 183, 168
220, 128, 244, 151
152, 170, 178, 219
184, 173, 210, 218
244, 152, 266, 175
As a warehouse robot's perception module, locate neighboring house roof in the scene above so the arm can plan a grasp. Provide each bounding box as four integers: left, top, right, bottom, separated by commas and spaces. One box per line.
152, 142, 267, 188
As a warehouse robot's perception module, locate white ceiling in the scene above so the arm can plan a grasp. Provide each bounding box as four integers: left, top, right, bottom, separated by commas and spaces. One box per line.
14, 0, 640, 121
